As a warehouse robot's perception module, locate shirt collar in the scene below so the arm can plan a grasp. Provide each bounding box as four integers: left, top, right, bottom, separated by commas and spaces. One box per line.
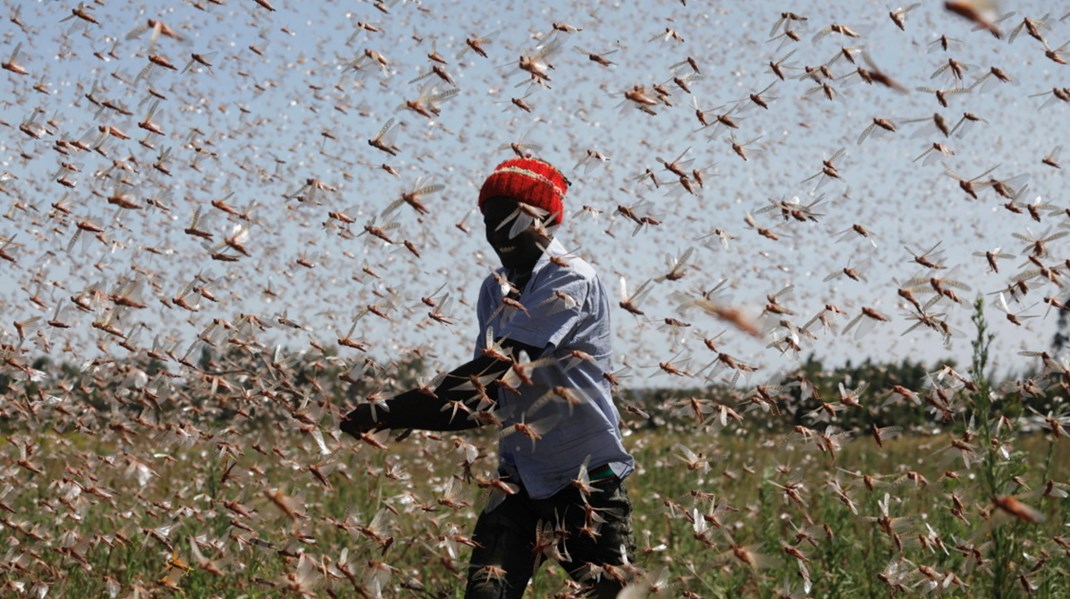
531, 236, 566, 276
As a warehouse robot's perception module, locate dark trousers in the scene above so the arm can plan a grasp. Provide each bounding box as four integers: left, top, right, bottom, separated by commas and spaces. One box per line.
464, 475, 635, 598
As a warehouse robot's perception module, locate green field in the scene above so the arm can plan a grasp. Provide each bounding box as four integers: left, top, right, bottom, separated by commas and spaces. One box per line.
3, 306, 1068, 597
3, 419, 1068, 598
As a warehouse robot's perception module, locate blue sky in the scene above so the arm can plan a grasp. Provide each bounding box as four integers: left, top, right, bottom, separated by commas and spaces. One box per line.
1, 0, 1068, 388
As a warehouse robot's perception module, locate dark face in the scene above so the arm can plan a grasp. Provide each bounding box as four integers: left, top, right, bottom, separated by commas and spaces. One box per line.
483, 197, 551, 273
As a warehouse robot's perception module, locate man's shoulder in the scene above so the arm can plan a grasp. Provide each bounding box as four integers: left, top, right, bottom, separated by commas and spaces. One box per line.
542, 254, 599, 282
529, 260, 601, 301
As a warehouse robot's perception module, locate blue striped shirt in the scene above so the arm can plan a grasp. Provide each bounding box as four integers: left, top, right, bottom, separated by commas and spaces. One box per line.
475, 238, 634, 499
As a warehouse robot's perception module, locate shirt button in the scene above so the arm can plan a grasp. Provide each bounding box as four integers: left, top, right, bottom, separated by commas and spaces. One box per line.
515, 446, 521, 451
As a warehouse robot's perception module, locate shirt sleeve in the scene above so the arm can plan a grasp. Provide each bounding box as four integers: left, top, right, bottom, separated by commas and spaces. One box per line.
495, 267, 588, 350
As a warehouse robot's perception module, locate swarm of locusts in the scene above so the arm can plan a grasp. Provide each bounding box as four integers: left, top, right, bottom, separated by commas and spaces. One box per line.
2, 0, 1070, 596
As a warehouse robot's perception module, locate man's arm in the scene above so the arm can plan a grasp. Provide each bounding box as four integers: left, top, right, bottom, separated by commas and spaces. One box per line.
340, 339, 544, 436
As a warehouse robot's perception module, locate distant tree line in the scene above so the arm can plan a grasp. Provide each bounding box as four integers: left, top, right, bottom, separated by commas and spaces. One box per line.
617, 352, 1061, 436
1, 341, 1064, 437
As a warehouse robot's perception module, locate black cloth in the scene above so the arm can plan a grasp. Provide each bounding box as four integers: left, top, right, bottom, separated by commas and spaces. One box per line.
340, 388, 481, 435
339, 339, 544, 436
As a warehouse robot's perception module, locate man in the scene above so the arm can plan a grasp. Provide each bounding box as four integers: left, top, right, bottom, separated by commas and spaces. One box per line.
341, 157, 635, 598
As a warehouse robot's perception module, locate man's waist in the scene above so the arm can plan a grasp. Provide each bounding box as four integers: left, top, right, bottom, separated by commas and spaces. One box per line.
498, 457, 631, 492
588, 463, 616, 481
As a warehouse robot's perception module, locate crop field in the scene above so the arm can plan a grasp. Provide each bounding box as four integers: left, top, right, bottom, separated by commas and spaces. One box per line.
3, 338, 1069, 598
3, 421, 1069, 598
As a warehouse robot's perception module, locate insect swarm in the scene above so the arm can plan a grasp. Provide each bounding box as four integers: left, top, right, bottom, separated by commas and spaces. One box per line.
0, 2, 1068, 597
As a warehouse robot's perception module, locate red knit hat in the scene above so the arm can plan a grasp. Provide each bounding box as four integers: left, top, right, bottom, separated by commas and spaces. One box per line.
478, 157, 569, 226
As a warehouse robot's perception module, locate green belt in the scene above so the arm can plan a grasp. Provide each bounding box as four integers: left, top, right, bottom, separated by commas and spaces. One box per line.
589, 464, 615, 481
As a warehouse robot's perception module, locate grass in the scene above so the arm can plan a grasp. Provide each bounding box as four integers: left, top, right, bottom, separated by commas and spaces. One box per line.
2, 301, 1066, 597
3, 420, 1068, 598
